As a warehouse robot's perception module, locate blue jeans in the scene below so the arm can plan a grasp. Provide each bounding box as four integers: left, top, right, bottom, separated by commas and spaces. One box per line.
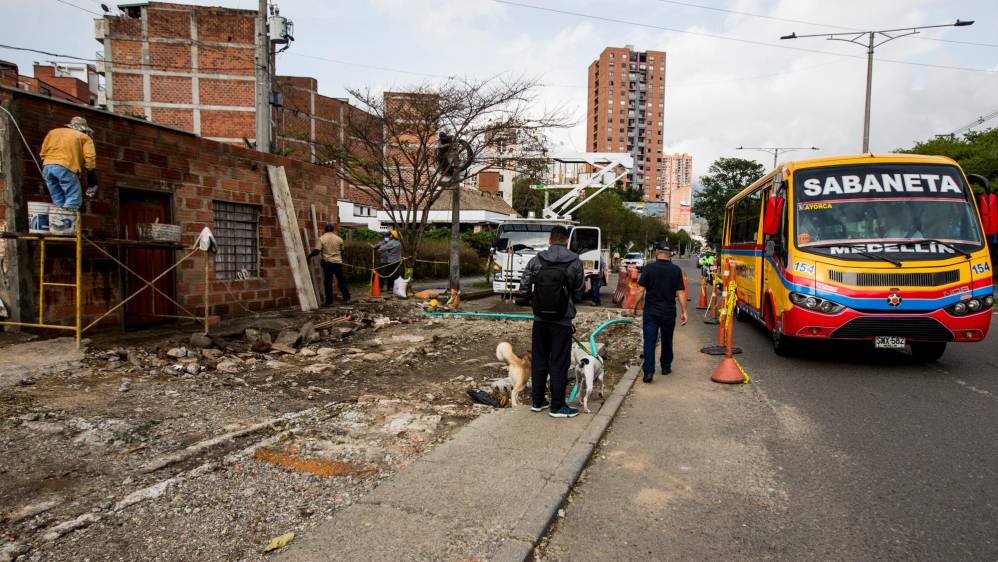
590, 275, 602, 305
42, 164, 82, 209
642, 312, 676, 376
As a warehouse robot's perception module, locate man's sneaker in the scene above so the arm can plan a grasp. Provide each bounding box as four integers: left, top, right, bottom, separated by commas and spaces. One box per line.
530, 400, 550, 412
549, 406, 579, 418
661, 366, 672, 375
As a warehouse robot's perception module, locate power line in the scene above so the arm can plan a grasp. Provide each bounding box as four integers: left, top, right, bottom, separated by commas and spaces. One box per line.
651, 0, 998, 48
946, 109, 998, 136
491, 0, 997, 73
0, 43, 262, 74
51, 0, 103, 16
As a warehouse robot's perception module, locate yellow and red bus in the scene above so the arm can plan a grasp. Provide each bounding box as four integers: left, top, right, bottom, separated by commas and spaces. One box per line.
722, 154, 997, 360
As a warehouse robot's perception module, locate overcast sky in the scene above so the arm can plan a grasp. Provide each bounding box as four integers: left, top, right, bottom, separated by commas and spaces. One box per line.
4, 0, 997, 179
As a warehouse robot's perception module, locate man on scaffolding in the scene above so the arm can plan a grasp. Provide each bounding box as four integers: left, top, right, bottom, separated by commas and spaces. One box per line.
40, 116, 98, 211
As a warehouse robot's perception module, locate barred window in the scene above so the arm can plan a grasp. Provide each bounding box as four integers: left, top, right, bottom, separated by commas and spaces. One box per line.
213, 201, 260, 280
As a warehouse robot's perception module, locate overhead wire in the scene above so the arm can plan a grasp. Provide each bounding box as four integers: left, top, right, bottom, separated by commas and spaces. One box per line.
651, 0, 998, 48
490, 0, 998, 73
51, 0, 103, 17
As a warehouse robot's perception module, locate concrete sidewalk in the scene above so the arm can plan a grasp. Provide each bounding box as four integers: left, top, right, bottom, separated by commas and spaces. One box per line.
278, 365, 639, 562
542, 274, 779, 561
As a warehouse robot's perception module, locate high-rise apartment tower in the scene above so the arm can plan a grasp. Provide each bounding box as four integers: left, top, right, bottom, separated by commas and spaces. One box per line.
586, 46, 667, 199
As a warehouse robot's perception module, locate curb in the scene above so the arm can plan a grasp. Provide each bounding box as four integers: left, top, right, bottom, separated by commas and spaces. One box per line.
494, 363, 641, 562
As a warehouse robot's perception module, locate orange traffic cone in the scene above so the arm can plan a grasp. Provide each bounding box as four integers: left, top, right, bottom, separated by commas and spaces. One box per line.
370, 270, 381, 297
711, 259, 746, 384
711, 356, 744, 383
683, 272, 691, 301
696, 278, 707, 309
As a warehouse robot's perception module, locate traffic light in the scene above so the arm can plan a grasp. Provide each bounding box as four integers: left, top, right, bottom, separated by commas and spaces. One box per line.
437, 132, 457, 178
436, 132, 473, 186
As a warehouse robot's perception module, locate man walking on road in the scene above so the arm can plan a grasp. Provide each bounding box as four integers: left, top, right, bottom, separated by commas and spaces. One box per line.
633, 241, 688, 383
309, 224, 351, 305
519, 225, 585, 418
40, 116, 98, 210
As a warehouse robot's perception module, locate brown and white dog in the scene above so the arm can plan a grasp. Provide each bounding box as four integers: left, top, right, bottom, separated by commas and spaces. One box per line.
496, 342, 531, 407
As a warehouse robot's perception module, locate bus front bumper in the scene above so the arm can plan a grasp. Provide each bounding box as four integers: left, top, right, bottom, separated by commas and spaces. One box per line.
781, 305, 991, 343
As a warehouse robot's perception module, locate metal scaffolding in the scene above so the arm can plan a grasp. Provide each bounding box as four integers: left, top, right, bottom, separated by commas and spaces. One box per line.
0, 212, 213, 348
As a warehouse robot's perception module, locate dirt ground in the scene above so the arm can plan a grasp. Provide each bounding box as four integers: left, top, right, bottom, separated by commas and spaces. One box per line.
0, 295, 641, 561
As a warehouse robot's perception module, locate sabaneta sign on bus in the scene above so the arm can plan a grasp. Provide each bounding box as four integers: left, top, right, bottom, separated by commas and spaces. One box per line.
801, 173, 962, 198
826, 242, 957, 255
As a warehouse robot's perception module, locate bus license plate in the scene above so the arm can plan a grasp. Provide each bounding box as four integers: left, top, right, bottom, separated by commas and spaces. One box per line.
875, 336, 906, 349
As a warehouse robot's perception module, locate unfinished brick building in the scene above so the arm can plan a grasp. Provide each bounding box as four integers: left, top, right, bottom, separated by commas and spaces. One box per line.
95, 1, 357, 168
0, 85, 366, 333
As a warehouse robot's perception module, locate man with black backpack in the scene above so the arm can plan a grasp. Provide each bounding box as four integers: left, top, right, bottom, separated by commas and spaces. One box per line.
518, 225, 585, 418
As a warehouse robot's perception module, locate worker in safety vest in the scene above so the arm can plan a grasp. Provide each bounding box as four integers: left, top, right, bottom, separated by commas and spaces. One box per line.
39, 116, 98, 210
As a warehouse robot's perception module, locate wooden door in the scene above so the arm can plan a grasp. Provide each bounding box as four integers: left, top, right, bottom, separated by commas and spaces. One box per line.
119, 191, 175, 326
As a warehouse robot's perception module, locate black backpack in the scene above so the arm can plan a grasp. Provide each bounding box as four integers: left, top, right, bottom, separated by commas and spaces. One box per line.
531, 257, 571, 320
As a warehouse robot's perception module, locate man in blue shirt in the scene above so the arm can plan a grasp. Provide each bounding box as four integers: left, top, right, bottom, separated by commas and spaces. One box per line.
633, 242, 688, 383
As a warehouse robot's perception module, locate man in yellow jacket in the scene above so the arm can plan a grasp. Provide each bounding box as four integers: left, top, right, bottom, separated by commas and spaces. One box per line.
39, 116, 97, 210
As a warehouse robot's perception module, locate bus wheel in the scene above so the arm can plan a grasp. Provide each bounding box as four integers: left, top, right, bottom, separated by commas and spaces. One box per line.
735, 306, 751, 322
910, 342, 946, 362
767, 305, 795, 356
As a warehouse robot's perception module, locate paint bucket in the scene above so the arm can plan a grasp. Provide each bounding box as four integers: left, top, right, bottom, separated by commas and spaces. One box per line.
49, 206, 78, 235
28, 201, 50, 233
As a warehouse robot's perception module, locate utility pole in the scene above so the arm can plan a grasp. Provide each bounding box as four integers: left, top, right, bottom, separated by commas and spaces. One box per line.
736, 146, 819, 168
254, 0, 271, 153
781, 19, 974, 153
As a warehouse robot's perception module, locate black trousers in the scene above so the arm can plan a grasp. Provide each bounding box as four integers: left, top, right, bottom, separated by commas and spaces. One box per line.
320, 261, 350, 304
642, 312, 676, 375
531, 321, 573, 411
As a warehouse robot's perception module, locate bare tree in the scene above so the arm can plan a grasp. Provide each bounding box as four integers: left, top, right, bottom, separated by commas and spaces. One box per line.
319, 77, 570, 281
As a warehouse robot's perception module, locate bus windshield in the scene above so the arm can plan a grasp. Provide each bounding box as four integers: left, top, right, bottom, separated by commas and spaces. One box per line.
793, 163, 983, 259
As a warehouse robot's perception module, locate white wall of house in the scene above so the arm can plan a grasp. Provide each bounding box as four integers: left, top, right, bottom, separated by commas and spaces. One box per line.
376, 208, 515, 227
338, 200, 381, 230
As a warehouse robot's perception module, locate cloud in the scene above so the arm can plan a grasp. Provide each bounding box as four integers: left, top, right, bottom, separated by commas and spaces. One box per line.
6, 0, 995, 180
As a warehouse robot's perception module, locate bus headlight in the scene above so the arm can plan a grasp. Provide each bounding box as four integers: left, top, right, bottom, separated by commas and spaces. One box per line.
790, 292, 844, 314
948, 296, 992, 316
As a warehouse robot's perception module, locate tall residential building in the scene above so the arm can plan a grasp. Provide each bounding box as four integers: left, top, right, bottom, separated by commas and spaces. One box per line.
586, 45, 667, 199
661, 153, 693, 230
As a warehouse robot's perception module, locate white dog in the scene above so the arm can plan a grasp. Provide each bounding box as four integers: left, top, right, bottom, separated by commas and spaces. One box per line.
572, 343, 604, 413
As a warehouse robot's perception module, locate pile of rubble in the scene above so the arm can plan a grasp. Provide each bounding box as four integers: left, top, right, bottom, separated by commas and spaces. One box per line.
1, 299, 640, 561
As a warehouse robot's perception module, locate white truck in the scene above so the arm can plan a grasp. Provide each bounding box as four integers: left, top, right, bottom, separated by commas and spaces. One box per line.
491, 220, 608, 296
488, 152, 632, 298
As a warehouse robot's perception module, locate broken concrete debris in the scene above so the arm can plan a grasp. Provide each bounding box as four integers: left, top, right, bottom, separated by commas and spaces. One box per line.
0, 297, 638, 561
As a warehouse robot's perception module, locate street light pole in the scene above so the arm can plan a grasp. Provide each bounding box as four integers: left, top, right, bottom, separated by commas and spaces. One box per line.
781, 19, 974, 153
736, 146, 819, 168
862, 32, 874, 154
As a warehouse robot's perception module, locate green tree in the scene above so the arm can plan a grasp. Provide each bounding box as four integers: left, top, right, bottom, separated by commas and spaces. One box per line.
692, 157, 765, 243
897, 128, 998, 194
576, 191, 671, 254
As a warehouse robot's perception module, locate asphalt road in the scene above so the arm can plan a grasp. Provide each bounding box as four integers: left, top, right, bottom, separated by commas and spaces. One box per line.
543, 258, 998, 561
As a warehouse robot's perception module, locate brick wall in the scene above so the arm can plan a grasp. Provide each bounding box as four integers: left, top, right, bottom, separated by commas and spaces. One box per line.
0, 87, 342, 332
0, 61, 18, 87
102, 2, 257, 140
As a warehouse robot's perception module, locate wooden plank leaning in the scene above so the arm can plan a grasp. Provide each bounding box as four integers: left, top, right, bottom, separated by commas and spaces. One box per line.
266, 165, 318, 311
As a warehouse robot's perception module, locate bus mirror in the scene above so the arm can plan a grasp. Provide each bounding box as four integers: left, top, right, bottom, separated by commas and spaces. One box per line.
764, 239, 776, 257
763, 196, 784, 236
980, 194, 998, 236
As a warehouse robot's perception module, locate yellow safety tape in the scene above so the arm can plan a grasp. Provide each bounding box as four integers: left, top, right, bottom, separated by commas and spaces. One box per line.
735, 359, 750, 383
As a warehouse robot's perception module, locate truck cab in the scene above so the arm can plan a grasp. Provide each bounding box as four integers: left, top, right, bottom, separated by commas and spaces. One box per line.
491, 220, 606, 295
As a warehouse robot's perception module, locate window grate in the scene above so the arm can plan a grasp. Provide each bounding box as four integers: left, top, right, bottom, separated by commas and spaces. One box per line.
213, 201, 260, 280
